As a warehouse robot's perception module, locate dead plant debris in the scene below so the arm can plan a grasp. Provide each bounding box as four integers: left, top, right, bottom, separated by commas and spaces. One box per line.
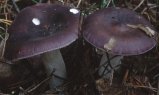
0, 0, 159, 95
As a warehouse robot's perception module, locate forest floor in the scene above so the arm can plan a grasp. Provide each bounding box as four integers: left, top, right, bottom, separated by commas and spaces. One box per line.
0, 0, 159, 95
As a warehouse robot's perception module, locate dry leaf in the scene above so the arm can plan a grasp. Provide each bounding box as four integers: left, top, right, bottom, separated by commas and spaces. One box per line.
127, 24, 155, 37
104, 37, 116, 51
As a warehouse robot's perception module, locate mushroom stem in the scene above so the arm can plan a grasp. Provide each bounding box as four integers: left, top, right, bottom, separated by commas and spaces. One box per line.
42, 50, 66, 89
98, 53, 123, 79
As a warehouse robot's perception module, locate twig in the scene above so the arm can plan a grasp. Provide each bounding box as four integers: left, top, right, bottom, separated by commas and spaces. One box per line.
11, 0, 20, 13
100, 52, 119, 78
153, 73, 159, 79
123, 69, 129, 84
0, 59, 12, 64
0, 19, 12, 25
53, 73, 67, 81
101, 52, 112, 77
76, 0, 82, 8
50, 67, 67, 81
0, 33, 9, 58
27, 75, 51, 93
133, 77, 144, 86
25, 70, 55, 93
26, 68, 67, 93
141, 7, 147, 14
125, 84, 157, 92
96, 55, 119, 72
0, 26, 5, 30
106, 0, 112, 7
19, 86, 29, 95
0, 9, 10, 59
133, 0, 145, 11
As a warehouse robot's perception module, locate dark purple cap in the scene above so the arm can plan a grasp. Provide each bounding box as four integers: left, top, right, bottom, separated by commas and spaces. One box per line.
4, 3, 80, 61
82, 7, 157, 55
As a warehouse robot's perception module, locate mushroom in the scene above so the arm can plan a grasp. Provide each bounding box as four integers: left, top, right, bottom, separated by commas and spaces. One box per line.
4, 3, 80, 89
82, 7, 157, 78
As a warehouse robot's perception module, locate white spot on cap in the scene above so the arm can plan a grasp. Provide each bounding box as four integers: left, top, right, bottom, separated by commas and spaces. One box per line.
32, 18, 40, 25
69, 8, 79, 14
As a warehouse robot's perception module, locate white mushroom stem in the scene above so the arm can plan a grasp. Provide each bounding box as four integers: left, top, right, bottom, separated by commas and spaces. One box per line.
98, 53, 123, 79
42, 50, 66, 89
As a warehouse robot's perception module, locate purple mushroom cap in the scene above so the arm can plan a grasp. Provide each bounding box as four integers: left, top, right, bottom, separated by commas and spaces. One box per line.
82, 7, 157, 55
4, 3, 80, 61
